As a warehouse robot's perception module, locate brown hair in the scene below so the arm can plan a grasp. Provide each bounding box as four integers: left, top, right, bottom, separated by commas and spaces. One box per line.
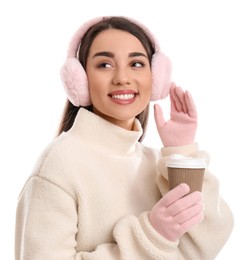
57, 17, 155, 141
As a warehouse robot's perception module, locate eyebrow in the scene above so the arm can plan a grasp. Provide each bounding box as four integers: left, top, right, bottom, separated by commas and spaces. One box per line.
92, 51, 148, 59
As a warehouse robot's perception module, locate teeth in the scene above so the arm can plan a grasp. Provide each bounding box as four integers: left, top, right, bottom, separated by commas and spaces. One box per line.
112, 94, 135, 100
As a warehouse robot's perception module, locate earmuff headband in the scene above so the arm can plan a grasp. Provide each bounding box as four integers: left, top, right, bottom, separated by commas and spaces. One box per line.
60, 16, 172, 107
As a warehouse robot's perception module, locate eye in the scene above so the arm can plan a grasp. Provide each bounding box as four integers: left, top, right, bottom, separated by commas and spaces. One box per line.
131, 61, 145, 68
97, 62, 112, 68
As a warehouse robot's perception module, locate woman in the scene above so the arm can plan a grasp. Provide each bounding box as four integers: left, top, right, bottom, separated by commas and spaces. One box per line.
15, 16, 233, 259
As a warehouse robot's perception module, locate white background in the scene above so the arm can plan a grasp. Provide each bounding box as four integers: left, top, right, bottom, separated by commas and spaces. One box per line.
1, 0, 247, 259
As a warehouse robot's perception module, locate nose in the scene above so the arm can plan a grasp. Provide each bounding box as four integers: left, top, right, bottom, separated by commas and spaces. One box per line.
112, 66, 130, 86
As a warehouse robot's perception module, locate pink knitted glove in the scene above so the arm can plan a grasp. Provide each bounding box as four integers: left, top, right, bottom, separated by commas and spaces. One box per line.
154, 83, 197, 147
149, 183, 204, 242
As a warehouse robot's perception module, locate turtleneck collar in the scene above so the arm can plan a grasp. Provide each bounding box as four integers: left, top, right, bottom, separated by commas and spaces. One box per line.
69, 108, 143, 155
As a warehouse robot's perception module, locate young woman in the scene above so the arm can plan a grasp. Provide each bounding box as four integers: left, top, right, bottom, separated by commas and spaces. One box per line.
15, 16, 233, 259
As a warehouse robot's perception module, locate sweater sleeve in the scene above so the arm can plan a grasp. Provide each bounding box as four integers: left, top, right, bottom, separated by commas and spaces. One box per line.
155, 143, 234, 260
15, 176, 180, 260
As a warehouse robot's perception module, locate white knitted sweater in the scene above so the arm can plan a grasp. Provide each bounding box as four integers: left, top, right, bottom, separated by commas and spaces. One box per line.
15, 108, 233, 259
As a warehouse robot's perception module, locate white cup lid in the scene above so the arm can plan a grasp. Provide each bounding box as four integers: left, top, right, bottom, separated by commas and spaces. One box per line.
166, 154, 206, 168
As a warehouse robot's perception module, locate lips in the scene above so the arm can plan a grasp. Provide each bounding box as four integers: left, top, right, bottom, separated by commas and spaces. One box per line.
108, 90, 138, 104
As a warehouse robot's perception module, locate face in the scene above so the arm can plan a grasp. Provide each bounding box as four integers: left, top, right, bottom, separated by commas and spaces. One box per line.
86, 29, 152, 130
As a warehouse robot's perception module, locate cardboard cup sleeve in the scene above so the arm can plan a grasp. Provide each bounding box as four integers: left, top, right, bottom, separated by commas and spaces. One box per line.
166, 154, 206, 193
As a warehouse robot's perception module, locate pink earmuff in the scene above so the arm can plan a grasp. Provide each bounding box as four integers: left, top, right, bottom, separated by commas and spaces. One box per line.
60, 16, 172, 107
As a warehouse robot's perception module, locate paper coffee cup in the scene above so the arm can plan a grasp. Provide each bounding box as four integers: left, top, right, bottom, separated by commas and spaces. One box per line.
166, 154, 206, 193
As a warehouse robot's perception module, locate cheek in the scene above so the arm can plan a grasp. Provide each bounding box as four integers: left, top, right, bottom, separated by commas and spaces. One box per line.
142, 73, 152, 93
87, 73, 103, 94
86, 66, 101, 91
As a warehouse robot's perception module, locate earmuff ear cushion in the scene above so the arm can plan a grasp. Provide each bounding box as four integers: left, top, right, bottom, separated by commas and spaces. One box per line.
60, 58, 91, 107
151, 52, 172, 101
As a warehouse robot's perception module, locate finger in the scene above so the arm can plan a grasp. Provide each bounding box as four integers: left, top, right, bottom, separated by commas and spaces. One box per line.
180, 211, 204, 232
175, 87, 188, 113
161, 183, 190, 207
154, 104, 166, 128
167, 191, 202, 216
169, 83, 181, 112
185, 91, 197, 118
174, 203, 204, 224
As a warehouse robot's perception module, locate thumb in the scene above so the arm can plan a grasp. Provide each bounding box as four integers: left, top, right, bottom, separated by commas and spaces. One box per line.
154, 104, 166, 128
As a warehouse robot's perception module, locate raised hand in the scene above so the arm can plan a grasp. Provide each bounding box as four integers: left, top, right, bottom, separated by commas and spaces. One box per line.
154, 82, 197, 147
149, 184, 204, 242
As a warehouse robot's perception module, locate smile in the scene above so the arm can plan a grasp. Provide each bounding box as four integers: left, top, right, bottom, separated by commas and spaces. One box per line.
111, 94, 135, 100
108, 90, 138, 105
